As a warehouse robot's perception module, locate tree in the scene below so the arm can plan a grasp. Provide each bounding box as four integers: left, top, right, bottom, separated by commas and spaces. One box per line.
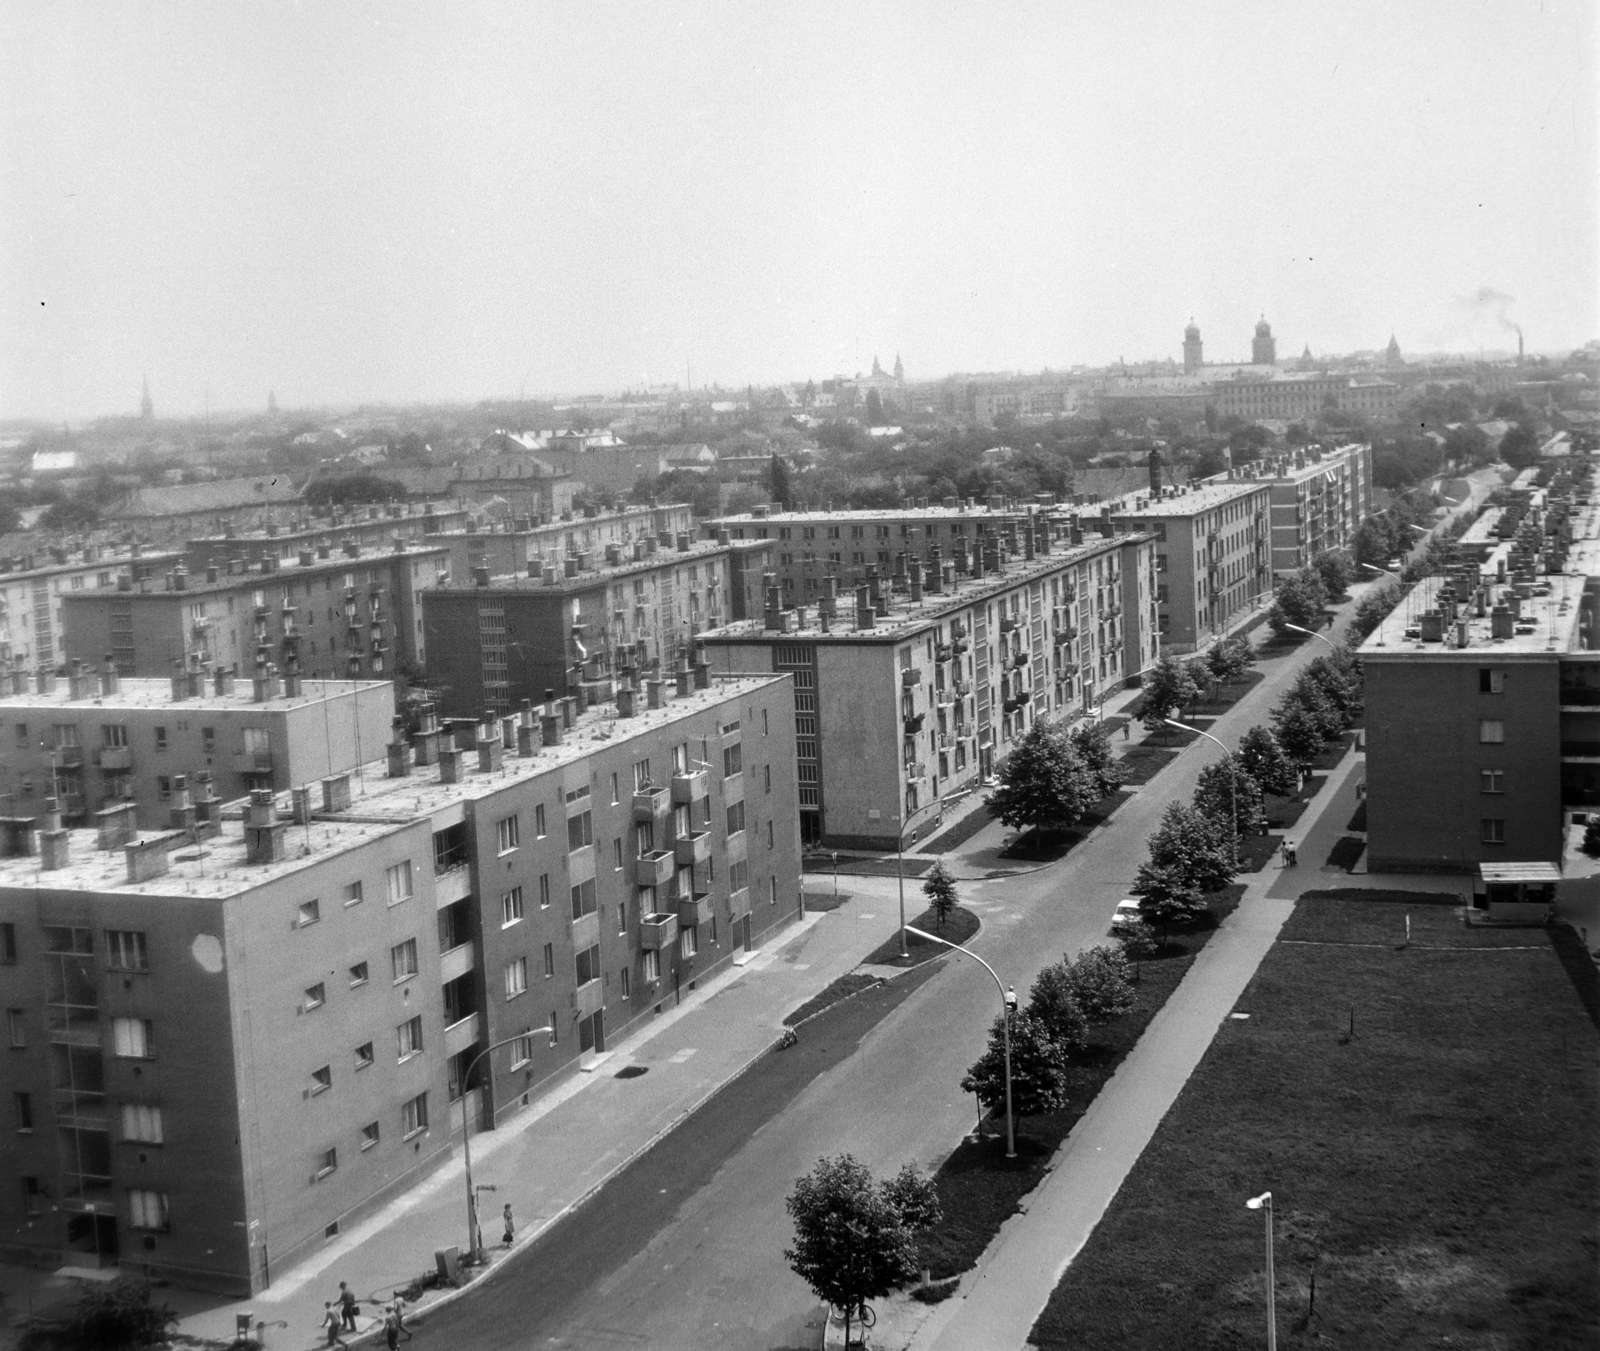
865, 388, 885, 426
1583, 819, 1600, 858
1350, 582, 1401, 640
784, 1155, 936, 1345
1284, 674, 1348, 739
303, 473, 407, 507
1237, 725, 1298, 798
1443, 423, 1489, 468
1270, 700, 1328, 767
769, 454, 793, 508
1140, 656, 1202, 734
1117, 918, 1161, 960
984, 723, 1097, 835
1268, 568, 1328, 636
1205, 635, 1252, 687
1193, 758, 1265, 838
1059, 945, 1136, 1024
960, 1010, 1072, 1121
1138, 800, 1237, 895
39, 498, 101, 531
0, 500, 20, 534
1499, 423, 1540, 471
1025, 963, 1090, 1052
1068, 721, 1124, 799
921, 861, 958, 932
18, 1278, 177, 1351
1130, 861, 1207, 926
1310, 549, 1354, 600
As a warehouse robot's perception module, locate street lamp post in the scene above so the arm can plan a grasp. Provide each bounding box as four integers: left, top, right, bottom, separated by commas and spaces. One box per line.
1245, 1191, 1277, 1351
1282, 621, 1338, 653
896, 823, 909, 959
1360, 562, 1401, 584
1165, 718, 1239, 864
903, 924, 1015, 1158
458, 1032, 531, 1265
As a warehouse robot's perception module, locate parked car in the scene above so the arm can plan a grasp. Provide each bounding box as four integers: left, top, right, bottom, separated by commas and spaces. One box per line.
1111, 898, 1143, 934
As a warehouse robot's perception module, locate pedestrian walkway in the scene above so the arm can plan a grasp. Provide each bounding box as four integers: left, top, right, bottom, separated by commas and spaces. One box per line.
0, 893, 912, 1351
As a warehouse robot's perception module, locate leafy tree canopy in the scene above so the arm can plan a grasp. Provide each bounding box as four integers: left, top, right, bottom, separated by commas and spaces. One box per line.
1141, 800, 1237, 894
1268, 568, 1328, 636
1068, 721, 1124, 799
984, 723, 1097, 834
1237, 725, 1299, 798
960, 1010, 1073, 1120
17, 1278, 176, 1351
921, 861, 959, 931
1193, 758, 1266, 838
303, 473, 407, 507
1140, 656, 1202, 733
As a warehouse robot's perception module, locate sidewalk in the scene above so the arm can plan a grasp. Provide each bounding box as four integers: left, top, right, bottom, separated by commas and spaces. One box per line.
5, 890, 912, 1351
887, 745, 1395, 1350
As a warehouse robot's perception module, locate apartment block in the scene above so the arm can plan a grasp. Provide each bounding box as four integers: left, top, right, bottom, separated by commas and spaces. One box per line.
0, 669, 799, 1294
703, 501, 1044, 603
700, 524, 1157, 849
1224, 443, 1373, 575
0, 669, 392, 830
0, 545, 179, 674
430, 503, 696, 582
62, 543, 450, 681
422, 535, 773, 719
180, 501, 470, 573
1364, 467, 1597, 871
1106, 480, 1274, 652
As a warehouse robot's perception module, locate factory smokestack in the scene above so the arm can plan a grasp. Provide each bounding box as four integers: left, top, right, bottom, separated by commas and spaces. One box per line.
1516, 325, 1524, 364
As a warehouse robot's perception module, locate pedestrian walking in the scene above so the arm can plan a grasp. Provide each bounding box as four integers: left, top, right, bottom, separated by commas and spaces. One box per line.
502, 1202, 515, 1246
383, 1306, 400, 1351
338, 1281, 358, 1331
1356, 780, 1366, 801
392, 1293, 413, 1342
1122, 720, 1131, 742
1286, 840, 1298, 867
323, 1303, 347, 1348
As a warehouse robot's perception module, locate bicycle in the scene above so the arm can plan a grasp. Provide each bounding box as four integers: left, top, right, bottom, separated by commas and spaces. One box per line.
829, 1300, 876, 1347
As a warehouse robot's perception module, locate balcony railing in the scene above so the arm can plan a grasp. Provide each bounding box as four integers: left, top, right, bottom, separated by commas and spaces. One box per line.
637, 849, 676, 888
633, 787, 670, 822
50, 746, 84, 768
674, 830, 711, 867
96, 747, 133, 771
670, 769, 708, 804
677, 892, 714, 927
639, 912, 678, 950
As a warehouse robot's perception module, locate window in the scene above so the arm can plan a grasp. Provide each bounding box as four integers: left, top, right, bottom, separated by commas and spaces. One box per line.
764, 765, 772, 793
770, 876, 778, 907
1481, 818, 1506, 844
313, 1148, 338, 1181
679, 926, 698, 959
728, 860, 749, 894
102, 724, 127, 747
21, 1176, 41, 1217
0, 923, 14, 964
348, 962, 369, 987
390, 938, 418, 983
344, 880, 363, 907
505, 957, 528, 999
297, 899, 320, 928
643, 949, 661, 983
575, 943, 601, 986
610, 772, 620, 804
202, 727, 215, 753
617, 900, 628, 933
497, 814, 520, 853
767, 820, 774, 848
15, 1091, 33, 1131
116, 1101, 164, 1143
113, 1017, 153, 1059
620, 967, 631, 999
543, 942, 554, 978
539, 874, 550, 908
310, 1065, 332, 1096
401, 1092, 428, 1139
128, 1189, 170, 1230
355, 1041, 375, 1070
567, 810, 593, 851
1479, 668, 1504, 694
304, 982, 326, 1011
502, 887, 524, 927
510, 1034, 534, 1069
722, 743, 742, 777
7, 1008, 23, 1048
535, 804, 547, 837
157, 776, 171, 800
548, 1011, 558, 1045
1479, 720, 1505, 745
1480, 769, 1505, 794
397, 1015, 423, 1061
633, 758, 653, 790
105, 930, 148, 971
386, 860, 414, 905
360, 1121, 380, 1151
570, 878, 597, 919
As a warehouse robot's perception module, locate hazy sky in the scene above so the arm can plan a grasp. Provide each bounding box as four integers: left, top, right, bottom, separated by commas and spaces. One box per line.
3, 0, 1596, 420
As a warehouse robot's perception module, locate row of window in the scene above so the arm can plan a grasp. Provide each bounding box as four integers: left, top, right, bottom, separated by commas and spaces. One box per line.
315, 1092, 429, 1181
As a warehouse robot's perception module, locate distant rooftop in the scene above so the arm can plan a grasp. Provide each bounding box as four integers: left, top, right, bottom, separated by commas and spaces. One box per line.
1359, 573, 1587, 657
68, 544, 452, 599
710, 501, 1042, 526
436, 537, 743, 593
1105, 479, 1270, 519
0, 675, 389, 716
0, 672, 785, 900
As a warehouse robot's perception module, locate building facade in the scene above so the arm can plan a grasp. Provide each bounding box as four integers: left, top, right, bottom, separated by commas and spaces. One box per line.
1213, 443, 1373, 576
1207, 373, 1399, 422
422, 536, 772, 719
431, 503, 696, 583
62, 543, 450, 682
0, 671, 800, 1294
180, 502, 470, 574
0, 672, 393, 830
700, 526, 1158, 848
1106, 480, 1274, 652
0, 546, 179, 675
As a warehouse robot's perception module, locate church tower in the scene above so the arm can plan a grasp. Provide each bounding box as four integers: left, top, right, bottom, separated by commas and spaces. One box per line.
1384, 333, 1403, 368
1251, 317, 1276, 366
140, 377, 153, 420
1182, 320, 1203, 373
892, 353, 904, 384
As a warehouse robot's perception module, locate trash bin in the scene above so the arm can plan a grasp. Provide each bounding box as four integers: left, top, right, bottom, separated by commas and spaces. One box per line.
435, 1245, 461, 1285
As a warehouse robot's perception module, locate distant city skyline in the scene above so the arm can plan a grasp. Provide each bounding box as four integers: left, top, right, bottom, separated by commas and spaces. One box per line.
3, 1, 1594, 422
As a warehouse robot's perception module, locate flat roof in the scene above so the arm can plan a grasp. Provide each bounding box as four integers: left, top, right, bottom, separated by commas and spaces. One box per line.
710, 504, 1038, 525
1359, 573, 1586, 656
0, 673, 786, 899
61, 546, 452, 600
430, 539, 745, 594
700, 532, 1146, 644
0, 676, 390, 716
0, 548, 181, 583
1105, 480, 1270, 518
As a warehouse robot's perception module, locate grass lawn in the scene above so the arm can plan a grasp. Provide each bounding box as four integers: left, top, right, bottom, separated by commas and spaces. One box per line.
1264, 774, 1326, 830
859, 904, 981, 968
913, 885, 1246, 1281
1236, 832, 1281, 873
1117, 743, 1180, 786
1029, 893, 1600, 1350
781, 972, 882, 1027
916, 802, 997, 854
998, 791, 1136, 863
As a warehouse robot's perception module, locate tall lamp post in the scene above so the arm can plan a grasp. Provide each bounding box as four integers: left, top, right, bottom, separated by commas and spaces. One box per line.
1164, 718, 1239, 864
1245, 1190, 1277, 1351
1281, 621, 1338, 653
903, 924, 1015, 1158
458, 1031, 530, 1264
1360, 562, 1401, 584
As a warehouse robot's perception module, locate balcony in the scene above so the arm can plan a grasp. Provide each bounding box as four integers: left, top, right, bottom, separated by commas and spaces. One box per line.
49, 745, 84, 769
574, 979, 603, 1020
1561, 742, 1600, 762
233, 749, 274, 774
46, 1005, 101, 1047
636, 849, 676, 888
677, 891, 715, 927
900, 668, 920, 687
96, 746, 133, 771
434, 865, 472, 908
674, 830, 711, 867
639, 911, 678, 950
632, 787, 670, 822
444, 1011, 480, 1058
570, 910, 599, 952
727, 887, 751, 921
439, 940, 475, 985
671, 769, 708, 804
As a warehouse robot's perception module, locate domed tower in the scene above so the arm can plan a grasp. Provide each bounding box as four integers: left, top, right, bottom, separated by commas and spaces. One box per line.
1183, 320, 1203, 373
1252, 316, 1276, 366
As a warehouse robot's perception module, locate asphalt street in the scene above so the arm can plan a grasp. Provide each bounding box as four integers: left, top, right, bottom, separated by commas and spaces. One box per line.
417, 608, 1357, 1350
